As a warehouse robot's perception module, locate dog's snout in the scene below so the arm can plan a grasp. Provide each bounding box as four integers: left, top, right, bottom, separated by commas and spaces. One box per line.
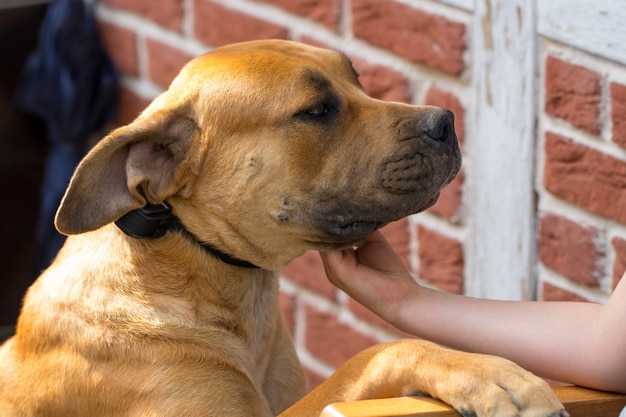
423, 109, 455, 143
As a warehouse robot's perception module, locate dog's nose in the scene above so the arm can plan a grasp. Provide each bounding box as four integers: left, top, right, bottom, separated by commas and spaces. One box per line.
423, 109, 455, 143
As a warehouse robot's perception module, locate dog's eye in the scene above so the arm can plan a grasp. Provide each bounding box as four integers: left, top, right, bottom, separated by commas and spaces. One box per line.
306, 103, 331, 117
295, 97, 339, 122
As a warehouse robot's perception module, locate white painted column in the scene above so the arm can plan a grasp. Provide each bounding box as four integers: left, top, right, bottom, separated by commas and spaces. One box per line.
466, 0, 537, 300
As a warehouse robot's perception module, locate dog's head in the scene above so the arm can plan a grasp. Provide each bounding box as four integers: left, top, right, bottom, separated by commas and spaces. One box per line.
56, 40, 461, 269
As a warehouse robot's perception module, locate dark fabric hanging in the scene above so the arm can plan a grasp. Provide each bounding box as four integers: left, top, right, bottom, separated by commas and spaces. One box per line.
13, 0, 119, 276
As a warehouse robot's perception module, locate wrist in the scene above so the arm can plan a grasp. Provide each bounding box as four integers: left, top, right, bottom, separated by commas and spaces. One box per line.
383, 278, 423, 331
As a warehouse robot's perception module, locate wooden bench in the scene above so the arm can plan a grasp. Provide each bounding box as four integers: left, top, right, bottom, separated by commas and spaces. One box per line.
321, 386, 626, 417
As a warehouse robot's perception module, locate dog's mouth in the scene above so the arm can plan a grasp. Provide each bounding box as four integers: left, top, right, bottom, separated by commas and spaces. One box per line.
304, 192, 440, 249
304, 219, 379, 248
330, 219, 380, 240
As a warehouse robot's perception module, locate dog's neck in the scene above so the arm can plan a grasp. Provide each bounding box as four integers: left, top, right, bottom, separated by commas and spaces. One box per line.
114, 202, 260, 269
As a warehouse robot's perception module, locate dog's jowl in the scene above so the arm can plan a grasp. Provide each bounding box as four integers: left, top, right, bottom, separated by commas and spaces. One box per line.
0, 40, 565, 417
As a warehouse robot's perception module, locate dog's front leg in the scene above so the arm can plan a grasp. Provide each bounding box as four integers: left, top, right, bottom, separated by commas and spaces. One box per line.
281, 339, 566, 417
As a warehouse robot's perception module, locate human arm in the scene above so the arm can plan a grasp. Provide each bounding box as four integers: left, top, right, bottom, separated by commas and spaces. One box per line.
320, 230, 626, 393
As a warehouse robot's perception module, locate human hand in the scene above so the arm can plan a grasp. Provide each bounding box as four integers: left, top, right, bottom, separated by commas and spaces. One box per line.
319, 230, 419, 324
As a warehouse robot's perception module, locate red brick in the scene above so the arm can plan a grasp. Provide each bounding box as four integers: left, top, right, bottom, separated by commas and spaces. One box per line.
101, 0, 184, 32
194, 1, 289, 46
281, 251, 336, 300
97, 21, 138, 76
352, 0, 465, 76
254, 0, 342, 31
610, 82, 626, 149
298, 36, 330, 49
424, 86, 465, 148
278, 291, 296, 336
428, 169, 464, 223
379, 218, 410, 269
539, 214, 601, 287
545, 56, 600, 134
541, 282, 589, 302
544, 132, 626, 225
146, 38, 195, 89
304, 304, 378, 368
115, 85, 152, 126
417, 226, 464, 294
351, 58, 411, 103
612, 237, 626, 290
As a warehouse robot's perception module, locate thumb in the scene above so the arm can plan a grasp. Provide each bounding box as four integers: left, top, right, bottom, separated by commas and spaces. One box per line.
320, 248, 357, 289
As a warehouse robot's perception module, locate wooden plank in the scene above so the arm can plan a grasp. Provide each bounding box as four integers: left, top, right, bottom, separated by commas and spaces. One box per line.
320, 386, 626, 417
320, 396, 457, 417
553, 386, 626, 417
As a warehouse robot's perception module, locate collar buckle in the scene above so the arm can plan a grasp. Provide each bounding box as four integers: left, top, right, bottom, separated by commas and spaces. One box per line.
115, 202, 174, 238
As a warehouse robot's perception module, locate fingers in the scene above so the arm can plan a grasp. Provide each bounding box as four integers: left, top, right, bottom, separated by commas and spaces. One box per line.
354, 232, 407, 274
320, 248, 355, 290
320, 230, 409, 286
319, 251, 336, 287
320, 230, 388, 281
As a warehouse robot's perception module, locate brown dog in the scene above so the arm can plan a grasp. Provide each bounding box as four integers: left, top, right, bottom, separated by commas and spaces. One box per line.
0, 40, 565, 417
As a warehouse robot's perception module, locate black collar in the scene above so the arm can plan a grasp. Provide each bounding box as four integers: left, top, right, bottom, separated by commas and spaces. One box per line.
114, 202, 260, 269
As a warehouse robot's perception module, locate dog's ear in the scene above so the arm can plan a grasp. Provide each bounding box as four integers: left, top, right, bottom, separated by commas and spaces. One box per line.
55, 108, 199, 235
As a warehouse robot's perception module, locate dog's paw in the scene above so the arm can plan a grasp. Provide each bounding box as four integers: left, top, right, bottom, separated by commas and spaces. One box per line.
320, 340, 568, 417
433, 351, 568, 417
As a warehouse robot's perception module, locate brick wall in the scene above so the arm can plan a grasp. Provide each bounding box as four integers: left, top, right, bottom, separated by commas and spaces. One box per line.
94, 0, 626, 389
539, 45, 626, 302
